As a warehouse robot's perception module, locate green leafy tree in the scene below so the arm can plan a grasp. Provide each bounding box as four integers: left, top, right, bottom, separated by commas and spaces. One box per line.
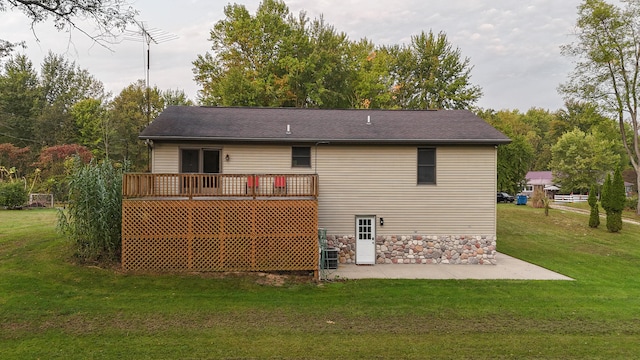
194, 0, 354, 108
560, 0, 640, 214
347, 40, 394, 109
35, 52, 105, 146
496, 135, 535, 195
389, 30, 482, 109
161, 89, 194, 107
194, 0, 481, 110
108, 80, 163, 171
552, 101, 630, 168
193, 0, 300, 106
479, 109, 535, 194
588, 184, 600, 228
522, 108, 556, 171
303, 17, 353, 108
71, 99, 111, 158
550, 129, 620, 193
0, 54, 41, 147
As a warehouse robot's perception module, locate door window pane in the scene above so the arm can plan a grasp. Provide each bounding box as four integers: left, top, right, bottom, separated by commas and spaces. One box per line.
181, 149, 200, 173
203, 150, 220, 173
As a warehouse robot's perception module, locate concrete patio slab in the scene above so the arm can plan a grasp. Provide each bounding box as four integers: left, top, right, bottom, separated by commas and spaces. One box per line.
321, 252, 573, 280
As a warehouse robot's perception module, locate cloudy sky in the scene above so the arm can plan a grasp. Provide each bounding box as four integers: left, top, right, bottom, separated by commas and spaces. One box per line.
0, 0, 584, 111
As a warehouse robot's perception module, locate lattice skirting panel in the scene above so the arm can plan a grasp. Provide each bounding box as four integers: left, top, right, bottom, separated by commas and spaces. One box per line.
122, 199, 318, 272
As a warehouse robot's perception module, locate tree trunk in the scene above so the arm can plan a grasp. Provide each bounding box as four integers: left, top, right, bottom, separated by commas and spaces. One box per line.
637, 173, 640, 215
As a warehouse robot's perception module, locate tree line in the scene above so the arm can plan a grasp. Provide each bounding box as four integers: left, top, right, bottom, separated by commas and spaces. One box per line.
192, 0, 482, 109
0, 52, 192, 200
1, 0, 639, 216
479, 103, 634, 197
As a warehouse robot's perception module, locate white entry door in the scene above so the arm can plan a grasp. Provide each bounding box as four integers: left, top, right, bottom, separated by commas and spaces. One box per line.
355, 216, 376, 265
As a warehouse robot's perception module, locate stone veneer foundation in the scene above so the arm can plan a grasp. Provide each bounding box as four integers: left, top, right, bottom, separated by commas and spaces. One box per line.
326, 234, 497, 265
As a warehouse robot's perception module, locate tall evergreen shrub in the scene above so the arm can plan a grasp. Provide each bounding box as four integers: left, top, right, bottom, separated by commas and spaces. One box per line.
58, 158, 125, 262
606, 167, 625, 232
588, 184, 599, 228
601, 173, 612, 215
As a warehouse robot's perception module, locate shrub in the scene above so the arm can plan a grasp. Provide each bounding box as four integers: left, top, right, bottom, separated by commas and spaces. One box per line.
0, 181, 28, 209
611, 167, 626, 213
530, 188, 546, 208
58, 158, 126, 262
601, 173, 612, 213
588, 185, 599, 228
603, 168, 625, 233
37, 144, 92, 179
626, 196, 638, 211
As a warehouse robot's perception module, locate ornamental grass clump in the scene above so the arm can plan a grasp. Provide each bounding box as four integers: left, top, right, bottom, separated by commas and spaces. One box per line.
530, 188, 546, 208
58, 158, 126, 262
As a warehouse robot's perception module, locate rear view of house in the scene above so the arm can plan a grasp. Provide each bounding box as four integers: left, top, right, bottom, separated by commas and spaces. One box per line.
122, 106, 510, 275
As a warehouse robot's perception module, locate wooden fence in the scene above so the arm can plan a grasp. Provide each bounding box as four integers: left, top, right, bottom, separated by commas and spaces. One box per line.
122, 199, 319, 275
553, 194, 589, 203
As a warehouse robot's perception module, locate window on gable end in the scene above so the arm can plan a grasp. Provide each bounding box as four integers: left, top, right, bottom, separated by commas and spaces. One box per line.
417, 148, 436, 184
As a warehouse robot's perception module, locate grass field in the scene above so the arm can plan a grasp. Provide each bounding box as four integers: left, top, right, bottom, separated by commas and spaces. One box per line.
555, 200, 640, 222
1, 206, 640, 359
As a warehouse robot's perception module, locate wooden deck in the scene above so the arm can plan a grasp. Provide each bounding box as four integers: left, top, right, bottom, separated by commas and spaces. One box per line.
123, 173, 318, 199
121, 173, 320, 276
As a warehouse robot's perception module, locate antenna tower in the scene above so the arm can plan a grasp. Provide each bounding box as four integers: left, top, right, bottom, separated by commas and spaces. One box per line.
124, 21, 178, 124
124, 21, 177, 172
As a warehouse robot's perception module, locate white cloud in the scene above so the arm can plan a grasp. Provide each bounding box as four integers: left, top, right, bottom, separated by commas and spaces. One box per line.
0, 0, 585, 111
479, 23, 495, 31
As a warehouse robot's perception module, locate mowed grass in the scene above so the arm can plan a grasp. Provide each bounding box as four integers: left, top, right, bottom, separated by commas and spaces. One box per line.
557, 200, 640, 222
1, 206, 640, 359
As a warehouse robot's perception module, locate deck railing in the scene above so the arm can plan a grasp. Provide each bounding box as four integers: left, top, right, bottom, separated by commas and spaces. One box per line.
123, 173, 318, 199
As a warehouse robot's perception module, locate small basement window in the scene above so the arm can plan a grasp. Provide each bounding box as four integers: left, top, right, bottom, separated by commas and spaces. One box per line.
292, 146, 311, 167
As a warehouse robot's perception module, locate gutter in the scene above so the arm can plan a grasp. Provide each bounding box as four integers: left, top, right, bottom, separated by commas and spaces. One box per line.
138, 135, 512, 146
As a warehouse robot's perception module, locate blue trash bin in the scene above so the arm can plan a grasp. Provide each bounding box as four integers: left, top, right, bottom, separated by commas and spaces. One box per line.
517, 195, 528, 205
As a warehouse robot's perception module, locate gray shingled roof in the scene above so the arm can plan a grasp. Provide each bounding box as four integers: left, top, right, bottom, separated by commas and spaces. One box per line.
140, 106, 511, 145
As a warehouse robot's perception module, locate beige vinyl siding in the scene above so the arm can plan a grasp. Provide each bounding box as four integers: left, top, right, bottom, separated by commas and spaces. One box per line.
151, 143, 316, 175
152, 142, 179, 173
221, 145, 316, 174
150, 143, 497, 235
315, 145, 497, 236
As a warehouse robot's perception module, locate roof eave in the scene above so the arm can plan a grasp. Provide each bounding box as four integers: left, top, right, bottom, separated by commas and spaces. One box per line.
139, 135, 511, 145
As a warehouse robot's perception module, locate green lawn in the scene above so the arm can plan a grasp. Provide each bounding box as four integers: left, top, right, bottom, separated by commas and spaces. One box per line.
556, 200, 640, 222
1, 206, 640, 359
